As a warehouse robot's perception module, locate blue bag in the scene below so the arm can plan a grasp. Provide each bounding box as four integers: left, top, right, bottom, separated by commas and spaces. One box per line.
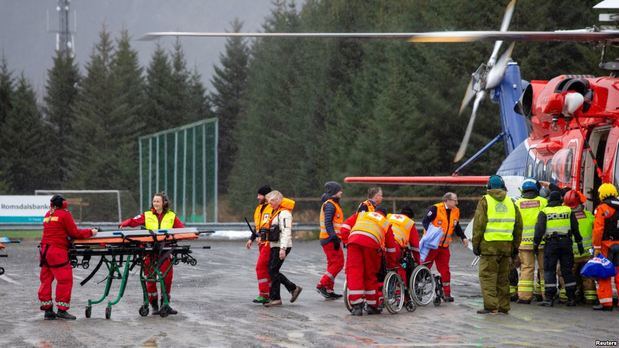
580, 255, 617, 279
419, 224, 443, 263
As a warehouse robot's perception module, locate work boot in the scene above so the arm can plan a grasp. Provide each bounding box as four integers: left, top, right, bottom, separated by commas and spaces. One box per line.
566, 299, 577, 307
161, 299, 177, 315
538, 299, 554, 307
366, 305, 382, 315
533, 294, 544, 302
252, 296, 269, 304
329, 292, 343, 300
592, 304, 613, 311
43, 309, 56, 320
476, 309, 497, 314
443, 295, 454, 303
290, 286, 303, 303
516, 299, 531, 304
56, 310, 76, 320
510, 294, 519, 302
316, 286, 332, 300
350, 304, 363, 316
150, 300, 160, 315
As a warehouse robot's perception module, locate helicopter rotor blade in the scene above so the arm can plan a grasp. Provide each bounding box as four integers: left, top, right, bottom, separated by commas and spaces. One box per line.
459, 78, 476, 115
488, 0, 517, 65
454, 90, 486, 163
486, 42, 516, 89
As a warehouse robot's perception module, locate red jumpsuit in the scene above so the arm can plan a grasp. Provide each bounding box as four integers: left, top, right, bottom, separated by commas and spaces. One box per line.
253, 203, 273, 298
592, 202, 619, 309
38, 208, 93, 311
344, 212, 397, 309
119, 210, 184, 303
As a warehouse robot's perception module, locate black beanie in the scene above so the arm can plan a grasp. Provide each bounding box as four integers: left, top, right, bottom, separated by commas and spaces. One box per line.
257, 185, 272, 196
399, 206, 414, 218
324, 181, 342, 198
548, 191, 562, 203
50, 194, 65, 208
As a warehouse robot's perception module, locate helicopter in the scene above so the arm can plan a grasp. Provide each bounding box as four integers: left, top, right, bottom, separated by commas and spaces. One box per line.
142, 0, 619, 211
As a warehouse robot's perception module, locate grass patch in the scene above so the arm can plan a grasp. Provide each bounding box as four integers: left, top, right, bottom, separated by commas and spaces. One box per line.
0, 230, 42, 240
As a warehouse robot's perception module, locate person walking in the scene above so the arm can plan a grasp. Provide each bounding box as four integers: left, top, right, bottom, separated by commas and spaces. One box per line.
245, 185, 274, 304
316, 181, 345, 300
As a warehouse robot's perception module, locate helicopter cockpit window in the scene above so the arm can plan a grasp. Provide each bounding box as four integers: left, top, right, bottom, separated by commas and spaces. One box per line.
551, 148, 573, 184
536, 160, 545, 180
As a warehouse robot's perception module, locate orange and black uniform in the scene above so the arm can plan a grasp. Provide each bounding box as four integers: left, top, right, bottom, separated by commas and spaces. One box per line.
422, 203, 466, 297
119, 209, 184, 303
39, 207, 93, 311
252, 202, 273, 298
592, 198, 619, 309
357, 199, 377, 213
317, 197, 345, 292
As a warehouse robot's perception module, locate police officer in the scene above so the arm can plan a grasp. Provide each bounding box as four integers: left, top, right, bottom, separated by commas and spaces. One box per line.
534, 191, 584, 306
472, 175, 523, 314
515, 178, 547, 303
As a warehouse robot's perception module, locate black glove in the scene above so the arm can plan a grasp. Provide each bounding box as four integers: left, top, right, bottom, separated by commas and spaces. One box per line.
332, 236, 341, 251
577, 243, 585, 255
533, 245, 539, 256
473, 247, 481, 256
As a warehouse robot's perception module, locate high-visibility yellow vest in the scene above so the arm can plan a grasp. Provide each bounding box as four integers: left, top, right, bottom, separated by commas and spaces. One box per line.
387, 213, 414, 247
319, 199, 344, 239
543, 205, 572, 236
573, 209, 593, 255
145, 210, 176, 230
254, 203, 273, 230
350, 212, 389, 248
516, 196, 547, 246
484, 194, 516, 242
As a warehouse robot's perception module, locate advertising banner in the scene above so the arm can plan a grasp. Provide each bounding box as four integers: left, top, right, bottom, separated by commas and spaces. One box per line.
0, 196, 50, 223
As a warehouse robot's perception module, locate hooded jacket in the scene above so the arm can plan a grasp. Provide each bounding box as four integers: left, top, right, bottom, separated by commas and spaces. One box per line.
472, 189, 523, 256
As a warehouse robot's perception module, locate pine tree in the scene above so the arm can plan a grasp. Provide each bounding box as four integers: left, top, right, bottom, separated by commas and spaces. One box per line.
211, 18, 250, 194
144, 44, 175, 133
43, 50, 80, 187
0, 55, 12, 125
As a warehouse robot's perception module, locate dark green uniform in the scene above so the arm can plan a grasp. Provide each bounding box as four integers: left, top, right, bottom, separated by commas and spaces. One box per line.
473, 189, 523, 313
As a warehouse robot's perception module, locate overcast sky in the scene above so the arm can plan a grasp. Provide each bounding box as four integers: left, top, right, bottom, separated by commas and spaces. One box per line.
0, 0, 274, 98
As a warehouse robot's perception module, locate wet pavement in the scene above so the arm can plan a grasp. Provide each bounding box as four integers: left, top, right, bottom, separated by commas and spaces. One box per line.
0, 240, 616, 347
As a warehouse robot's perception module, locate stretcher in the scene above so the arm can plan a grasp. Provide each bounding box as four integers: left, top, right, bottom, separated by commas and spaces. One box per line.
69, 227, 213, 319
0, 237, 20, 276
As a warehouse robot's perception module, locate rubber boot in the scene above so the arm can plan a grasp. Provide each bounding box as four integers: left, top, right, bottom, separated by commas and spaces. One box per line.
44, 309, 56, 320
162, 298, 177, 315
56, 310, 76, 320
350, 303, 363, 316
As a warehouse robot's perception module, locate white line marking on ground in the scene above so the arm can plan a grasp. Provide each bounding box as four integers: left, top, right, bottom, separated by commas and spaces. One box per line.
0, 275, 22, 285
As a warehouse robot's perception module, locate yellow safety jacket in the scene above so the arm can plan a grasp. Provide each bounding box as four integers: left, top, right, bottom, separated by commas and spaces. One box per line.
145, 210, 176, 230
387, 213, 414, 248
254, 203, 273, 231
573, 209, 593, 256
350, 212, 389, 248
516, 196, 547, 249
542, 205, 572, 237
359, 200, 376, 212
484, 194, 516, 241
319, 199, 344, 240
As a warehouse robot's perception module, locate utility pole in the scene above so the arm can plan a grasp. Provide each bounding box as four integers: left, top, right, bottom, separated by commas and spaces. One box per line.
55, 0, 74, 57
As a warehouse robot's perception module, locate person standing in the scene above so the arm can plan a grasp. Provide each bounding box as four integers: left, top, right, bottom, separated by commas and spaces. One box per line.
515, 178, 547, 304
245, 185, 274, 304
263, 191, 302, 307
534, 191, 583, 307
316, 181, 345, 300
591, 183, 619, 311
472, 175, 523, 314
357, 187, 383, 212
422, 192, 468, 302
119, 192, 184, 315
39, 194, 98, 320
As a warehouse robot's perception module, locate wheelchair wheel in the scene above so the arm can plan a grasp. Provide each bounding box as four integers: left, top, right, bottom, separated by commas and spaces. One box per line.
383, 271, 405, 314
343, 280, 353, 313
410, 265, 435, 306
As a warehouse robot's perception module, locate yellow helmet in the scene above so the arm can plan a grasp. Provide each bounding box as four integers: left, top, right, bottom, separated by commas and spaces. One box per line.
598, 183, 618, 201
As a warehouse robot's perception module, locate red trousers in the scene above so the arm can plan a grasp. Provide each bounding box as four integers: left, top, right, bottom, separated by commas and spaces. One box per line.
346, 243, 381, 307
143, 255, 173, 302
597, 241, 619, 308
317, 241, 345, 291
38, 244, 73, 311
424, 246, 451, 296
256, 243, 271, 297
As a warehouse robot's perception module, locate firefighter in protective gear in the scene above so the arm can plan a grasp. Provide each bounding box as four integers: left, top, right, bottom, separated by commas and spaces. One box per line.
591, 183, 619, 311
39, 194, 98, 320
472, 175, 523, 314
534, 191, 583, 307
357, 187, 383, 213
245, 185, 273, 304
317, 181, 345, 300
515, 178, 547, 304
345, 208, 398, 316
422, 192, 468, 302
558, 190, 597, 304
119, 192, 184, 315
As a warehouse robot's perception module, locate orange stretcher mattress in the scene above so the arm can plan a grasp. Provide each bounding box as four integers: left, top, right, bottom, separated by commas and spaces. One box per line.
73, 228, 200, 245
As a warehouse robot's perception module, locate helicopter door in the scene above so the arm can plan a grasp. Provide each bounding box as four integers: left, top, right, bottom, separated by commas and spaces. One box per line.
605, 126, 619, 203
583, 127, 610, 210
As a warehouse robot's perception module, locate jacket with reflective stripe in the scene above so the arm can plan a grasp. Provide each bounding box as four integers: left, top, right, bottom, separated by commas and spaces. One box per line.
254, 203, 273, 230
542, 206, 572, 236
350, 212, 389, 248
516, 196, 547, 247
358, 199, 376, 212
484, 194, 516, 242
319, 199, 344, 239
573, 209, 593, 255
145, 210, 176, 230
432, 203, 460, 248
387, 213, 414, 247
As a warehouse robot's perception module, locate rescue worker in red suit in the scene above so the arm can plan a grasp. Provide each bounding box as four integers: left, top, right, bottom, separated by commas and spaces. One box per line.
344, 207, 398, 316
386, 206, 421, 285
39, 194, 97, 320
245, 185, 273, 304
357, 187, 383, 213
591, 183, 619, 311
422, 192, 468, 302
316, 181, 345, 300
119, 192, 184, 315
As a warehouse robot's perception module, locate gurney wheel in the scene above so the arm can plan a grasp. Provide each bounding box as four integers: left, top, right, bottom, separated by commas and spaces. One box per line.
105, 306, 112, 320
405, 300, 417, 313
189, 259, 197, 266
139, 304, 149, 317
159, 304, 170, 318
82, 261, 90, 269
85, 306, 91, 318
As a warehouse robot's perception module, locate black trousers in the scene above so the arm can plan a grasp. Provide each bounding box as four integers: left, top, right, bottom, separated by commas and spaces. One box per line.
543, 237, 576, 299
269, 247, 297, 301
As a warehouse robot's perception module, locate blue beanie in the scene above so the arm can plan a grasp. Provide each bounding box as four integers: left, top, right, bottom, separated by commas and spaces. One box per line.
487, 175, 506, 190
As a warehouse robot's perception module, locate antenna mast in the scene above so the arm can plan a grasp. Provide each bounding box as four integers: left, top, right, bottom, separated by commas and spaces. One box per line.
56, 0, 74, 57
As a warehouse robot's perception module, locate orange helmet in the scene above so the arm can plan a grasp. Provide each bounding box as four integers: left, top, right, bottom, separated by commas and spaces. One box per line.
563, 189, 585, 208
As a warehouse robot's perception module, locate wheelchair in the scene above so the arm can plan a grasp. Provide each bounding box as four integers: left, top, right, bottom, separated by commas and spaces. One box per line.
343, 269, 408, 314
